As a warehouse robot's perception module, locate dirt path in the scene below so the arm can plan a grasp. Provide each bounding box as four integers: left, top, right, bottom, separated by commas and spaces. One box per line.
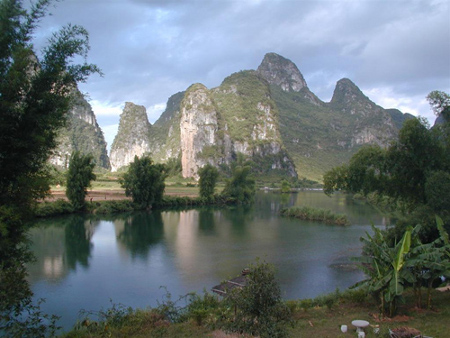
45, 189, 197, 202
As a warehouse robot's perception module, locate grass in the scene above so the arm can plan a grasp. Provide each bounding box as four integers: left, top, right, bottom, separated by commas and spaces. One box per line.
287, 288, 450, 337
280, 205, 349, 225
62, 288, 450, 337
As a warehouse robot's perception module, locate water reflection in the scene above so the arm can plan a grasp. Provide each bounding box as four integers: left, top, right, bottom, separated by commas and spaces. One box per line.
198, 208, 216, 235
27, 216, 98, 283
27, 192, 388, 331
116, 212, 164, 260
65, 216, 93, 270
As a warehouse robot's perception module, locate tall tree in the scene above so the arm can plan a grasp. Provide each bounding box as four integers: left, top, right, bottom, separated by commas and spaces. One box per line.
0, 0, 99, 334
66, 151, 96, 211
121, 156, 167, 209
198, 164, 219, 201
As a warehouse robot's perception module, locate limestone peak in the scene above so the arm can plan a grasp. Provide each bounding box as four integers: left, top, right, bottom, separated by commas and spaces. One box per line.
330, 78, 369, 107
257, 52, 308, 92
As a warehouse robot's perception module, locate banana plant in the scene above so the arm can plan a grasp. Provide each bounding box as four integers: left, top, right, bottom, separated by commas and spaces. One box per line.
406, 216, 450, 308
353, 225, 412, 317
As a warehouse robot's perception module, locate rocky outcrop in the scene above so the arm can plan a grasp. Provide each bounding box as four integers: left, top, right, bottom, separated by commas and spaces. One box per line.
180, 84, 220, 179
329, 78, 397, 148
110, 102, 151, 171
50, 88, 110, 169
147, 92, 185, 163
257, 53, 307, 92
257, 53, 321, 105
387, 109, 415, 130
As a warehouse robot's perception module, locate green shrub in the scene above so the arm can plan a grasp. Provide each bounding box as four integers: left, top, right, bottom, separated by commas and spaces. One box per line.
185, 291, 221, 327
94, 200, 134, 214
34, 199, 74, 217
298, 298, 314, 311
225, 259, 291, 337
280, 206, 349, 225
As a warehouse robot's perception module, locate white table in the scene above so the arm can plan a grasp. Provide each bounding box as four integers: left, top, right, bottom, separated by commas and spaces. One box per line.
351, 319, 370, 333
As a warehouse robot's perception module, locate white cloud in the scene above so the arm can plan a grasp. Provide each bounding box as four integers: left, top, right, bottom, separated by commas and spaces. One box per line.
101, 124, 119, 154
33, 0, 449, 140
147, 103, 167, 124
363, 87, 437, 124
90, 101, 123, 117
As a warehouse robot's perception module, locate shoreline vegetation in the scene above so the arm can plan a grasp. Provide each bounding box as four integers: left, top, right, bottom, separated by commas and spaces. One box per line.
279, 205, 350, 226
62, 286, 450, 337
34, 186, 325, 218
35, 195, 229, 218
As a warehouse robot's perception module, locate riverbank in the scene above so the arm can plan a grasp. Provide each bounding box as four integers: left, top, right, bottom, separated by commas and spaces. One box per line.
35, 193, 231, 217
62, 288, 450, 337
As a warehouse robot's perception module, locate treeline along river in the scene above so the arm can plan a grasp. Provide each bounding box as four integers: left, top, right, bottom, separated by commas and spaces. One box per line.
27, 191, 389, 331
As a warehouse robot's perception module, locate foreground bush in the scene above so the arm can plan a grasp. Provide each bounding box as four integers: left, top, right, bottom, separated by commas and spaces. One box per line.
224, 260, 291, 337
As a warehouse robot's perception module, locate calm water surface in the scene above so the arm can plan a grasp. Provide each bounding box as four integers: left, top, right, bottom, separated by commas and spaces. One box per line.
27, 191, 389, 330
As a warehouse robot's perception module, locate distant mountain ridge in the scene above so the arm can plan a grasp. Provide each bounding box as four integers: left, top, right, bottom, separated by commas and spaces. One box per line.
107, 53, 415, 181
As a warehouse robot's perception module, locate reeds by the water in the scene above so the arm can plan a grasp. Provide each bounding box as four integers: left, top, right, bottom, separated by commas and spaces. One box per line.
279, 206, 349, 225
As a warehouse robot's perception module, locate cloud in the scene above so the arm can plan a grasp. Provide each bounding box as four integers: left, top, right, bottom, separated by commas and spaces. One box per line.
32, 0, 449, 144
101, 124, 119, 152
147, 103, 167, 124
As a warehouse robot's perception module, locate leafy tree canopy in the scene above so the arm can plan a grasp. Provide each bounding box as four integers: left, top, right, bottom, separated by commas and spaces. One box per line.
324, 116, 447, 208
66, 151, 96, 211
0, 0, 101, 210
221, 165, 256, 204
324, 92, 450, 242
427, 90, 450, 121
198, 164, 219, 201
120, 156, 167, 209
0, 1, 99, 333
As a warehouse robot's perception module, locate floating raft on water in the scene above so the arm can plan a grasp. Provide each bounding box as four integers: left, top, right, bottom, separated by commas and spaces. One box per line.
212, 269, 250, 296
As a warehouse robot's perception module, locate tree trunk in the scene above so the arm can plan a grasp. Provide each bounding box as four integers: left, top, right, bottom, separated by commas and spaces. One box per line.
427, 279, 434, 309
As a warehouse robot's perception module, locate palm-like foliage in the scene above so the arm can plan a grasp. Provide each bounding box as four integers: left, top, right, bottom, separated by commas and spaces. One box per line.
406, 216, 450, 308
355, 217, 450, 316
354, 225, 412, 317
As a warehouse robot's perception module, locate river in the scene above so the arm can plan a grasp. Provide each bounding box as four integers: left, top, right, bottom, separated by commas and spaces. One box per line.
27, 191, 389, 331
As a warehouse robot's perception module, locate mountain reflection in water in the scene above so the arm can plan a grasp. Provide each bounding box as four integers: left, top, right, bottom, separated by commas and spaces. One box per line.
27, 191, 387, 331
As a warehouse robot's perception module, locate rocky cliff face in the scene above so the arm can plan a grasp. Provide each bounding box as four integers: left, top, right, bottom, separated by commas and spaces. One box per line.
329, 78, 398, 148
257, 53, 308, 92
180, 84, 220, 179
211, 70, 297, 177
257, 53, 321, 105
50, 88, 110, 169
110, 102, 151, 171
147, 92, 184, 163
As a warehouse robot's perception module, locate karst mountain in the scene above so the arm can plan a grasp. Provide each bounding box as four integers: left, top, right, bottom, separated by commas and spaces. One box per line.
55, 53, 415, 181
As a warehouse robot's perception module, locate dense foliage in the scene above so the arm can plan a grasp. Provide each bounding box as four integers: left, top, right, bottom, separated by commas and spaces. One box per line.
354, 217, 450, 317
66, 151, 96, 210
0, 0, 99, 334
120, 156, 167, 209
198, 164, 219, 201
280, 206, 349, 225
221, 165, 256, 204
224, 261, 291, 337
324, 93, 450, 242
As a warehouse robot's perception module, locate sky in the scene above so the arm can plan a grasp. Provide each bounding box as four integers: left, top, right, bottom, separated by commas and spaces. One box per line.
33, 0, 450, 151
